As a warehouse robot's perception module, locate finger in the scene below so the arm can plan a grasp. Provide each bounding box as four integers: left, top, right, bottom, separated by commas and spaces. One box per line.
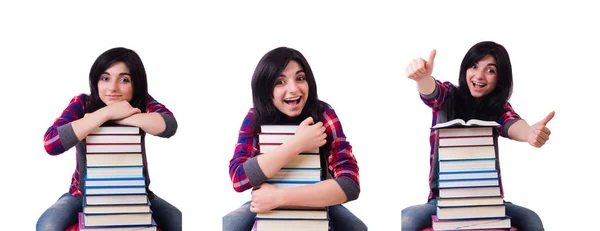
535, 135, 546, 146
427, 49, 437, 70
540, 127, 551, 136
130, 108, 141, 115
406, 65, 413, 79
415, 59, 425, 74
411, 60, 420, 77
536, 130, 550, 141
539, 111, 555, 126
313, 121, 323, 128
301, 117, 314, 126
319, 134, 327, 145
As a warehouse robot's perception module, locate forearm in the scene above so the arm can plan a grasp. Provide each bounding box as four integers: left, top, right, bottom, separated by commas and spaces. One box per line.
70, 109, 109, 141
120, 112, 166, 135
257, 141, 302, 178
507, 119, 529, 142
280, 179, 347, 207
417, 76, 436, 95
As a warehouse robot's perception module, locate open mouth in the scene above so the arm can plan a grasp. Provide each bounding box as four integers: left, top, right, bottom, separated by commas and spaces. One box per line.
284, 96, 301, 106
472, 81, 487, 89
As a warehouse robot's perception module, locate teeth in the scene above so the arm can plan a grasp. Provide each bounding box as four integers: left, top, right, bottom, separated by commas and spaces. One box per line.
284, 96, 300, 101
473, 81, 486, 86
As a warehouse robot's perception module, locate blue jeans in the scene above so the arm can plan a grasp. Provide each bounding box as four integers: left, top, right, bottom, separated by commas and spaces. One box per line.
401, 199, 544, 231
223, 201, 367, 231
36, 192, 182, 231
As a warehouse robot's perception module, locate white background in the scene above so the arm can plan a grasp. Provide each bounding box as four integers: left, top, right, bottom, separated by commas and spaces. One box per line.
1, 1, 597, 230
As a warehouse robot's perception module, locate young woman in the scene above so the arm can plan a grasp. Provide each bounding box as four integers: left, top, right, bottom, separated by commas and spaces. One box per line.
401, 41, 551, 231
37, 47, 181, 231
223, 47, 367, 231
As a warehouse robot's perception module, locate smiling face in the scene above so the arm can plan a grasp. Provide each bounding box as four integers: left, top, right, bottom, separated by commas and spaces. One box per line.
97, 62, 133, 105
272, 60, 309, 118
466, 54, 498, 99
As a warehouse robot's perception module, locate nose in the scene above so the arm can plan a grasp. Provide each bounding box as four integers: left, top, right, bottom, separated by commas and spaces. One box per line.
108, 79, 119, 92
287, 81, 299, 93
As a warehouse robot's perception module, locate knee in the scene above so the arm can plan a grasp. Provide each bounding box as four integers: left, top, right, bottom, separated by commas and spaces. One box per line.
522, 210, 544, 230
36, 219, 60, 231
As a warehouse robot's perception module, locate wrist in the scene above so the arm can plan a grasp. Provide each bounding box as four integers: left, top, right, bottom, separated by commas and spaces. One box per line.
277, 187, 289, 207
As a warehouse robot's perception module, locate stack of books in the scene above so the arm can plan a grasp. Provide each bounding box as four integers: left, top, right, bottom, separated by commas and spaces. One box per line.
431, 119, 511, 230
79, 125, 157, 230
253, 124, 330, 231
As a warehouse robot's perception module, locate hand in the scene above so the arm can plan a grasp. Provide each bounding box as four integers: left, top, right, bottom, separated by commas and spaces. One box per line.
291, 117, 327, 153
101, 101, 141, 121
114, 113, 139, 126
250, 183, 283, 213
528, 111, 554, 148
406, 49, 436, 82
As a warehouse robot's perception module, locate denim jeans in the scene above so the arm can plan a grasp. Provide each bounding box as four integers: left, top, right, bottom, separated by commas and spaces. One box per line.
223, 201, 367, 231
401, 199, 544, 231
36, 192, 182, 231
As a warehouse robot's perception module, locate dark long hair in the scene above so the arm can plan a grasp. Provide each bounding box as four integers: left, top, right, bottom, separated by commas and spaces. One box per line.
86, 47, 148, 113
250, 47, 325, 134
455, 41, 513, 121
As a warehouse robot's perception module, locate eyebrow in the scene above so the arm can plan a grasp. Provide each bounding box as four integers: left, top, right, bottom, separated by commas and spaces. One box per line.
279, 69, 305, 77
102, 72, 131, 76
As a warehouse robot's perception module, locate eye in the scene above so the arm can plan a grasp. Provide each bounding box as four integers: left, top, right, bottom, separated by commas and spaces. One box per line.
100, 76, 109, 81
296, 75, 306, 82
487, 68, 496, 74
120, 77, 131, 83
470, 64, 478, 69
274, 79, 285, 86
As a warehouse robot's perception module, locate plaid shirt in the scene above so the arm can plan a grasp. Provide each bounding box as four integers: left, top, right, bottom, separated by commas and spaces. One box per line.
228, 105, 360, 193
43, 94, 174, 197
420, 80, 521, 201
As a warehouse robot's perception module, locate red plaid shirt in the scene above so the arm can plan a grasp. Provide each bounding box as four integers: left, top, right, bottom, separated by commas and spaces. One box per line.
228, 105, 360, 193
43, 94, 174, 197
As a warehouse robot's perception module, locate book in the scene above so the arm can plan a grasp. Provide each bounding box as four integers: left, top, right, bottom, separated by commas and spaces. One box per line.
85, 194, 149, 206
86, 144, 142, 153
78, 212, 157, 231
86, 134, 142, 144
438, 146, 496, 160
439, 186, 501, 198
270, 169, 322, 181
432, 215, 511, 230
438, 136, 494, 147
85, 186, 147, 195
84, 204, 151, 214
439, 170, 499, 181
438, 178, 499, 188
438, 127, 494, 137
85, 177, 146, 187
82, 212, 153, 227
89, 126, 140, 135
437, 197, 504, 208
259, 143, 319, 154
86, 154, 144, 167
439, 158, 497, 172
433, 119, 500, 129
255, 219, 329, 231
260, 125, 298, 134
86, 166, 144, 179
436, 205, 506, 220
256, 209, 328, 219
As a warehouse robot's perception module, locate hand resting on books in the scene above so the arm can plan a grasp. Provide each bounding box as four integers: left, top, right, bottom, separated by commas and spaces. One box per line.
290, 117, 327, 154
250, 183, 282, 213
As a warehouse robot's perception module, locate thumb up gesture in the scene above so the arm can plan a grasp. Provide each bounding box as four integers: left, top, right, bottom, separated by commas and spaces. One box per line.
528, 111, 555, 148
406, 49, 436, 82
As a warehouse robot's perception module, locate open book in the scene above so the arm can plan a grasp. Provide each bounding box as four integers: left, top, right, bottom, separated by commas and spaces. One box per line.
432, 119, 500, 129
